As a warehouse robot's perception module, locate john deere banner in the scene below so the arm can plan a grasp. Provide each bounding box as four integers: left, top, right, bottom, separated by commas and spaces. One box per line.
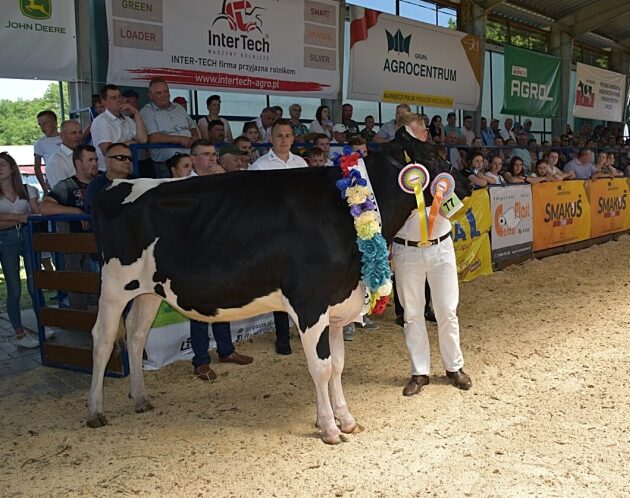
489, 185, 533, 267
143, 302, 276, 370
450, 189, 492, 282
347, 7, 481, 109
589, 178, 630, 238
0, 0, 77, 81
106, 0, 340, 97
532, 181, 590, 251
501, 46, 561, 118
573, 63, 627, 122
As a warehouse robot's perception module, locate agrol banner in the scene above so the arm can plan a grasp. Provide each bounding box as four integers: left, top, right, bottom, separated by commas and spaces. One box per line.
573, 63, 628, 122
501, 46, 561, 118
450, 189, 492, 282
347, 7, 481, 109
106, 0, 340, 97
532, 181, 590, 251
143, 302, 275, 370
589, 178, 630, 238
489, 185, 533, 266
0, 0, 77, 81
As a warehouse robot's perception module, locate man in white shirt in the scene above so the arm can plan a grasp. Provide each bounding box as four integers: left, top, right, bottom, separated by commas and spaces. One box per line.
45, 120, 83, 189
500, 117, 515, 142
373, 103, 411, 143
461, 115, 475, 145
392, 113, 472, 397
91, 84, 148, 172
255, 107, 276, 143
140, 78, 199, 178
34, 110, 62, 192
250, 119, 308, 170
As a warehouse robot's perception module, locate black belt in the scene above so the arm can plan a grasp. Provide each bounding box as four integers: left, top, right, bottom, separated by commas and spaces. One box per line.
393, 232, 451, 248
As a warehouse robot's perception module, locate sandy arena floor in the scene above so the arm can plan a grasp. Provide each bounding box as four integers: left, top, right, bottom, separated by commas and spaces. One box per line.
1, 237, 629, 497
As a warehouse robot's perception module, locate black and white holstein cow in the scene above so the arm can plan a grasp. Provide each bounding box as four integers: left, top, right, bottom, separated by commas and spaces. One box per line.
87, 128, 472, 443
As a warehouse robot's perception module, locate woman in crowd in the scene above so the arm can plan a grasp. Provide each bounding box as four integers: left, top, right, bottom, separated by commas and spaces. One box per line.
197, 95, 233, 143
503, 156, 528, 184
0, 152, 41, 349
167, 153, 193, 178
601, 151, 624, 177
429, 115, 445, 144
493, 136, 505, 162
461, 151, 490, 188
308, 105, 333, 138
529, 159, 562, 183
544, 149, 574, 180
485, 155, 506, 185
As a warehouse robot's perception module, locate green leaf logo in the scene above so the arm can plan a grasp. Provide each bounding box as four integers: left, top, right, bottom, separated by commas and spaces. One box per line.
386, 28, 411, 55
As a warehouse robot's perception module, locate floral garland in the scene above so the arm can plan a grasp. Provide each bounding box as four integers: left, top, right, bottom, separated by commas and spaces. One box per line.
334, 147, 392, 315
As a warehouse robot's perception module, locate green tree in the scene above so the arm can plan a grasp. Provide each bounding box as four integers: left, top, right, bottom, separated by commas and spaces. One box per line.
0, 82, 69, 145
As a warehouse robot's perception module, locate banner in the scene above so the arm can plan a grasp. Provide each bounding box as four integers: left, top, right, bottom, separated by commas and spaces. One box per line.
143, 302, 276, 370
501, 46, 561, 118
573, 63, 628, 122
450, 189, 493, 282
589, 178, 630, 238
489, 185, 533, 266
347, 7, 481, 109
532, 181, 590, 251
0, 0, 77, 81
106, 0, 339, 97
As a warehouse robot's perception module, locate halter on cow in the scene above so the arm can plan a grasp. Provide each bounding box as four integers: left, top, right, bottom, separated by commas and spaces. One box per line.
87, 128, 471, 444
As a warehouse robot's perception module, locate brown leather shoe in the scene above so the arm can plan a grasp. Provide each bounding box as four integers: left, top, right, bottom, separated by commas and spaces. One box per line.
194, 364, 217, 381
219, 351, 253, 365
402, 375, 430, 396
446, 369, 472, 390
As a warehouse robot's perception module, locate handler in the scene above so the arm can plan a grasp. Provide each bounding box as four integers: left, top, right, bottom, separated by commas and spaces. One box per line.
390, 113, 472, 396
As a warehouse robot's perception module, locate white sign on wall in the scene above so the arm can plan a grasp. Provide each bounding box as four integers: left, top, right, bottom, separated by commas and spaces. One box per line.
573, 63, 628, 122
489, 185, 533, 266
347, 7, 481, 109
106, 0, 340, 97
0, 0, 77, 81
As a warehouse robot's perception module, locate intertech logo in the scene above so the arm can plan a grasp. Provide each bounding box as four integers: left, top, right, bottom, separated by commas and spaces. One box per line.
213, 0, 264, 33
20, 0, 51, 20
386, 29, 411, 55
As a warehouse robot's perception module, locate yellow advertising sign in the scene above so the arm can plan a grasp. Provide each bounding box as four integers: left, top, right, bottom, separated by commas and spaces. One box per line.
450, 189, 492, 282
589, 178, 629, 237
532, 181, 590, 251
382, 90, 454, 108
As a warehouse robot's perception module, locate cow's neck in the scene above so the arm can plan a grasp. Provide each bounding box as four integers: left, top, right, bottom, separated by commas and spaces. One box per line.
366, 154, 417, 244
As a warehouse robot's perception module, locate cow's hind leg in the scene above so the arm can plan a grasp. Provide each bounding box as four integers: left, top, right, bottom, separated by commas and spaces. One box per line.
328, 323, 363, 435
87, 295, 128, 428
125, 294, 162, 414
295, 313, 346, 444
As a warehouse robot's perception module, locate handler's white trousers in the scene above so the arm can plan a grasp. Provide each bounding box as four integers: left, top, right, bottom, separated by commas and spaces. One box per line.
392, 236, 464, 376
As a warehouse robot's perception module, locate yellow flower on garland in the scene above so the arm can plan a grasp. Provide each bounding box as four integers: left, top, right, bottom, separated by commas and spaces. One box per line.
346, 185, 370, 206
354, 211, 380, 239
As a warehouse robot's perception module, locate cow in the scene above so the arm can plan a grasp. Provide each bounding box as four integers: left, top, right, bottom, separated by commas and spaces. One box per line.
87, 127, 472, 444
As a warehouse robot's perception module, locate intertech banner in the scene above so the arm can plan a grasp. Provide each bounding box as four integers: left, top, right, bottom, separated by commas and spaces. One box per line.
589, 178, 630, 238
501, 46, 561, 118
106, 0, 340, 97
347, 7, 481, 109
532, 181, 590, 251
0, 0, 77, 81
573, 63, 628, 122
450, 189, 492, 282
489, 185, 533, 266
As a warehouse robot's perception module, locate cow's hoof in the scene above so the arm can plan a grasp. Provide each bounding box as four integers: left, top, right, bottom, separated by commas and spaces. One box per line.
322, 433, 349, 445
134, 400, 154, 413
341, 422, 364, 434
86, 414, 109, 428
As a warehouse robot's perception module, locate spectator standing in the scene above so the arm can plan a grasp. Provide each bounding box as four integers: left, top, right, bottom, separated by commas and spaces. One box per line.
461, 115, 475, 145
360, 115, 376, 142
341, 103, 360, 137
480, 117, 495, 146
511, 132, 533, 174
85, 143, 134, 213
198, 95, 233, 143
445, 130, 462, 171
33, 110, 62, 192
443, 112, 461, 140
373, 103, 411, 143
0, 152, 41, 348
523, 119, 535, 140
140, 78, 199, 178
309, 105, 333, 139
45, 120, 83, 189
91, 84, 148, 173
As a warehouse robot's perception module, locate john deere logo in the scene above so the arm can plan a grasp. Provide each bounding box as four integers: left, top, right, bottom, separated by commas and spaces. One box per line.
386, 29, 411, 55
20, 0, 51, 20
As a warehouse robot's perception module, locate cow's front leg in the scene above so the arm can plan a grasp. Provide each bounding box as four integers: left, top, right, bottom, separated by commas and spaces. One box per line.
328, 323, 363, 435
299, 318, 345, 444
125, 294, 162, 414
